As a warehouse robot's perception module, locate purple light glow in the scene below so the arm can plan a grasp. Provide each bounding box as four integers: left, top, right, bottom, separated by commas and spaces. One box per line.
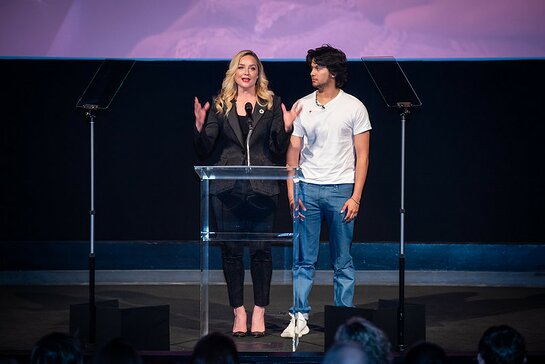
1, 0, 544, 59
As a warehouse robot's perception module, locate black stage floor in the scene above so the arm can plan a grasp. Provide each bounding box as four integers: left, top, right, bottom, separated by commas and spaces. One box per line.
1, 284, 544, 355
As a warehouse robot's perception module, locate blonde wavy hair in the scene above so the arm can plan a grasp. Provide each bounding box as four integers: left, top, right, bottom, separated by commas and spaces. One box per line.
214, 50, 274, 116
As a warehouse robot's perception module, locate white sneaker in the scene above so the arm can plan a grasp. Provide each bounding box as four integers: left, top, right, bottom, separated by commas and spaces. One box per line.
280, 313, 295, 338
281, 312, 309, 338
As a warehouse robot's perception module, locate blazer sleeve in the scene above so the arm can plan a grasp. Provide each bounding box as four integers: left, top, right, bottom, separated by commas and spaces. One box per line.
193, 102, 222, 160
268, 96, 292, 157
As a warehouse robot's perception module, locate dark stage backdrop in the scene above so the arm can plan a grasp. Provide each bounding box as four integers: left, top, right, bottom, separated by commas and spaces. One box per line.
1, 59, 544, 243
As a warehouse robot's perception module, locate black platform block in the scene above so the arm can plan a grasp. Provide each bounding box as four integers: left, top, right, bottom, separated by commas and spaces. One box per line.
324, 301, 425, 350
69, 300, 170, 350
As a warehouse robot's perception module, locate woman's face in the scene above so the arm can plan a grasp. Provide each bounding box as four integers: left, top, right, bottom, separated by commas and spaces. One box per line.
235, 55, 259, 92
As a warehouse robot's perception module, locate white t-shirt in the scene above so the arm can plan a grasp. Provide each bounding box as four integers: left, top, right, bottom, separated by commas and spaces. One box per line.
292, 90, 371, 184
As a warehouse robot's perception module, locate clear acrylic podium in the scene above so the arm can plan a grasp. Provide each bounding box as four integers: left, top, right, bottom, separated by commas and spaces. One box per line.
194, 165, 303, 339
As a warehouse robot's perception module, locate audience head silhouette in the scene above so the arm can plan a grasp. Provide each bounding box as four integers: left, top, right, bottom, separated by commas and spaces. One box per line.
334, 316, 391, 364
30, 333, 82, 364
189, 332, 239, 364
324, 341, 369, 364
478, 325, 526, 364
93, 337, 142, 364
404, 341, 447, 364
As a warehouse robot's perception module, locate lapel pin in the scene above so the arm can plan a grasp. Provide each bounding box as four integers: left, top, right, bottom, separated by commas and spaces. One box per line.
259, 109, 264, 114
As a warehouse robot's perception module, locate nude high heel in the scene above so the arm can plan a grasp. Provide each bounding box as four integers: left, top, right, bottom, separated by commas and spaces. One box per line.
232, 306, 247, 337
250, 305, 266, 338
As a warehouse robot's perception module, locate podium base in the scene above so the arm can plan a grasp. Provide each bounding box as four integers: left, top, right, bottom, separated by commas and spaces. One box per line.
69, 300, 170, 351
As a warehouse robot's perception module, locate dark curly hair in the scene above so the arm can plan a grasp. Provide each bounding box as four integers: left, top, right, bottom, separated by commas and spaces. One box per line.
306, 44, 348, 88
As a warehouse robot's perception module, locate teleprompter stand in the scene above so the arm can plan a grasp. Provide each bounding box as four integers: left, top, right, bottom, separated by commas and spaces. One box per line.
72, 60, 168, 351
363, 57, 423, 351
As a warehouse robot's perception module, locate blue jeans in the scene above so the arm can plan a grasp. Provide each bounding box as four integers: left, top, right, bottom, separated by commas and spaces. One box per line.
290, 182, 356, 315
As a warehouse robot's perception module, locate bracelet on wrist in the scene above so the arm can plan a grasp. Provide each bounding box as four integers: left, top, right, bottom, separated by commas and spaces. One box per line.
351, 197, 360, 205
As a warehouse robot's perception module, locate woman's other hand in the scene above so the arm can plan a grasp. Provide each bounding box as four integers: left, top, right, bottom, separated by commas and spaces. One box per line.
281, 101, 302, 133
194, 97, 210, 132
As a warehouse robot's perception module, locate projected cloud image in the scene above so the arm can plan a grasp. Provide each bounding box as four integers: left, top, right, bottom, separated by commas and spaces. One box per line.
1, 0, 544, 59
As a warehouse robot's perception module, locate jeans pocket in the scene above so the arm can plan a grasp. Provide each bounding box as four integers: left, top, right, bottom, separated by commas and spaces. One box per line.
334, 184, 353, 198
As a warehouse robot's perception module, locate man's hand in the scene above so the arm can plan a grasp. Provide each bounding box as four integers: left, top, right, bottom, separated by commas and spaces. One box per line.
290, 198, 306, 221
340, 197, 360, 222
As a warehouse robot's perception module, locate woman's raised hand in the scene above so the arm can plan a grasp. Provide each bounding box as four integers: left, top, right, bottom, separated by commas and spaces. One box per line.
194, 97, 210, 132
281, 101, 302, 133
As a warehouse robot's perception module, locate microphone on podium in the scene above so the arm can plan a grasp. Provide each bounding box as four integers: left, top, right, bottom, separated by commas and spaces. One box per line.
244, 102, 254, 166
245, 102, 253, 129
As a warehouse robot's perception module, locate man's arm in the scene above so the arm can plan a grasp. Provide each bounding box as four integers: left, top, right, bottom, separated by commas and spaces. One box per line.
341, 131, 370, 221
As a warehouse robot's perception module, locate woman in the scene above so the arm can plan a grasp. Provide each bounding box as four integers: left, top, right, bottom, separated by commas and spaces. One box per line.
194, 50, 300, 337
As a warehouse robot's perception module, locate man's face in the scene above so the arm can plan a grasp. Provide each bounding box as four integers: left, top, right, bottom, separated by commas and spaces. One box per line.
310, 59, 333, 89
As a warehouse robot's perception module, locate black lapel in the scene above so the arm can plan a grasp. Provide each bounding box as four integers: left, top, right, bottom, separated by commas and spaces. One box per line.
226, 100, 244, 146
248, 102, 268, 147
252, 102, 266, 130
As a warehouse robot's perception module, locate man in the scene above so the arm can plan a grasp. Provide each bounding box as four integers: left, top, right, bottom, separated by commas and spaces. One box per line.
477, 325, 527, 364
281, 44, 371, 338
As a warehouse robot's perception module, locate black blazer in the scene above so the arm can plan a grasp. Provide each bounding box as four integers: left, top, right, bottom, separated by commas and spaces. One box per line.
194, 95, 291, 196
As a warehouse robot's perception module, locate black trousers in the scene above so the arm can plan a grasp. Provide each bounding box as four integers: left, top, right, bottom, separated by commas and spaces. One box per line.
212, 181, 277, 308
